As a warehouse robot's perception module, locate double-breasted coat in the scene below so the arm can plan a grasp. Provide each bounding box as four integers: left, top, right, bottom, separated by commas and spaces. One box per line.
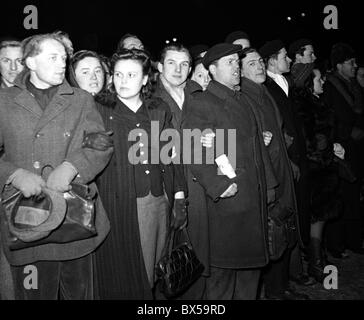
0, 70, 112, 266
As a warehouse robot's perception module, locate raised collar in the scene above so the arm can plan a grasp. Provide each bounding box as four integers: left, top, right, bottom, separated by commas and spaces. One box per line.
206, 80, 236, 100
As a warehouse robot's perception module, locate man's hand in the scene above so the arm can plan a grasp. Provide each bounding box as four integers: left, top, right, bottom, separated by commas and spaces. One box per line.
171, 198, 188, 230
290, 161, 301, 181
46, 162, 77, 192
263, 131, 273, 146
10, 169, 46, 198
201, 132, 215, 148
333, 143, 345, 160
284, 132, 294, 148
220, 183, 238, 198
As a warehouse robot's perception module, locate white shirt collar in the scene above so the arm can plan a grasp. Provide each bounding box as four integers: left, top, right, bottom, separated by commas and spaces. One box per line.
267, 70, 289, 96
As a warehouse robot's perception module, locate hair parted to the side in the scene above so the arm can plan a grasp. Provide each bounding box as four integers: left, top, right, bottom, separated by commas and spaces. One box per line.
0, 40, 22, 52
109, 48, 153, 99
116, 33, 142, 52
21, 32, 73, 67
158, 43, 192, 65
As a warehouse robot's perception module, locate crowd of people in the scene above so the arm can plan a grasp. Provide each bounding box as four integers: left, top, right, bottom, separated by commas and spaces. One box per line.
0, 29, 363, 300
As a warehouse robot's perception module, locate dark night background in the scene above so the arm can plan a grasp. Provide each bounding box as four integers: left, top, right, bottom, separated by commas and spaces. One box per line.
1, 0, 363, 64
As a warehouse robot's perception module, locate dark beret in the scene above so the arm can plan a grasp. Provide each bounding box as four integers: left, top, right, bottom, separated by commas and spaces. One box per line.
330, 42, 355, 68
288, 38, 313, 59
202, 43, 242, 69
225, 30, 250, 44
189, 44, 209, 60
259, 39, 285, 59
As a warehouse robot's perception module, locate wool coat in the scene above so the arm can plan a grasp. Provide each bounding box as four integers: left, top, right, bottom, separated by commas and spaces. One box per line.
182, 80, 274, 269
0, 70, 112, 266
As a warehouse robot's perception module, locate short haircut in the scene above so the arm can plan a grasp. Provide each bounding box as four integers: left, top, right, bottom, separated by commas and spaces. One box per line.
21, 32, 71, 65
158, 43, 192, 65
116, 33, 142, 52
0, 40, 22, 53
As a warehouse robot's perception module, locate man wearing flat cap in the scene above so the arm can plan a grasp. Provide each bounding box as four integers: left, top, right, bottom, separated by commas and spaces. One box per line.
225, 30, 251, 49
182, 43, 276, 299
0, 32, 113, 299
260, 39, 311, 288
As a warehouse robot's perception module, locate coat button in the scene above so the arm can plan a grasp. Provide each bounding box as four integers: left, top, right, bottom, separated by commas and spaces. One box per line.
143, 160, 148, 164
136, 123, 140, 127
33, 161, 41, 169
161, 168, 165, 173
109, 116, 113, 120
145, 170, 150, 175
139, 143, 144, 147
64, 131, 71, 137
192, 177, 197, 182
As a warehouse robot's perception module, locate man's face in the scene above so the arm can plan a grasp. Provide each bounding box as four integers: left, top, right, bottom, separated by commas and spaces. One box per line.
158, 50, 191, 87
27, 39, 67, 89
296, 44, 316, 64
338, 58, 357, 80
241, 51, 266, 84
274, 48, 291, 74
209, 53, 240, 90
122, 37, 144, 50
191, 62, 211, 90
232, 38, 250, 49
0, 46, 24, 87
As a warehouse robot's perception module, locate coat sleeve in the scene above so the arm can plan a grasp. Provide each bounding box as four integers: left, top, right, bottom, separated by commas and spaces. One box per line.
65, 95, 113, 183
182, 99, 232, 201
0, 133, 19, 192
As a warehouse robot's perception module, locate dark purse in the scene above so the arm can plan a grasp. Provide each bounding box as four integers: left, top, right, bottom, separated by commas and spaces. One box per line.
155, 227, 204, 298
3, 182, 97, 250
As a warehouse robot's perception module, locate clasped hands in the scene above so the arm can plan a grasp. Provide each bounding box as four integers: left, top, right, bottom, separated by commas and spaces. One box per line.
10, 162, 77, 198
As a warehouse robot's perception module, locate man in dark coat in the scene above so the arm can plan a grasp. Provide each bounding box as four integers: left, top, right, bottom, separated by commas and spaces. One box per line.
152, 43, 210, 299
182, 43, 275, 299
240, 47, 306, 299
261, 40, 310, 286
323, 43, 364, 257
0, 33, 113, 299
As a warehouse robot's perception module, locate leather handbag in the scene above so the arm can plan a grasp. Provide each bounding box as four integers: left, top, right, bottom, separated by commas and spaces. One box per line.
2, 182, 97, 250
155, 227, 204, 298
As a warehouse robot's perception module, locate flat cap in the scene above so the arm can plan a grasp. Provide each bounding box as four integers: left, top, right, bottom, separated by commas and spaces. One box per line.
330, 42, 355, 68
202, 43, 242, 69
189, 44, 209, 61
259, 39, 285, 59
225, 30, 250, 43
288, 38, 313, 59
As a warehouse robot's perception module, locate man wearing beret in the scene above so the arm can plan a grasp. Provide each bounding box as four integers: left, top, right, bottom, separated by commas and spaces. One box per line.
182, 43, 276, 299
0, 32, 113, 299
259, 39, 311, 287
323, 43, 364, 258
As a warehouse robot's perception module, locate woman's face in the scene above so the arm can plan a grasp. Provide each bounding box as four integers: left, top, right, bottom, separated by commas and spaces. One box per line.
74, 57, 104, 95
313, 69, 324, 95
191, 63, 211, 90
113, 59, 147, 100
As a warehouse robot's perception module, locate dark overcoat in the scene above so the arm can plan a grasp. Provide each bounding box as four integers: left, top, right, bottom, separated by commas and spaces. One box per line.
182, 80, 272, 269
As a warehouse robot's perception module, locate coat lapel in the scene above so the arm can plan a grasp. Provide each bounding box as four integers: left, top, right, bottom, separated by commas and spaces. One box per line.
14, 91, 43, 118
34, 94, 71, 133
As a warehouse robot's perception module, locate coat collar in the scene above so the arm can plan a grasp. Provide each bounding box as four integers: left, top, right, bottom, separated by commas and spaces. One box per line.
206, 80, 236, 100
13, 69, 76, 133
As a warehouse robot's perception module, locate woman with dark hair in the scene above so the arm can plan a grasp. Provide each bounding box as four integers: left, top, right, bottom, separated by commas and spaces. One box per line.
68, 50, 107, 96
293, 67, 354, 282
94, 49, 187, 299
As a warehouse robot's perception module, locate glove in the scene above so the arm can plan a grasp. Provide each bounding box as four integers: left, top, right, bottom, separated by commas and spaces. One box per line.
46, 162, 78, 192
82, 131, 113, 151
171, 198, 188, 230
10, 169, 46, 198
